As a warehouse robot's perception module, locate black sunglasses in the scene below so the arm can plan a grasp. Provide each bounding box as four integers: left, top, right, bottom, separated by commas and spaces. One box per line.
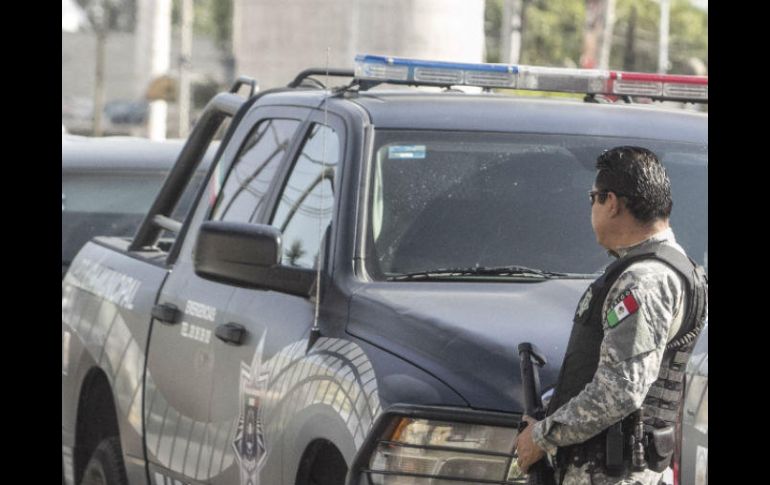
589, 189, 629, 205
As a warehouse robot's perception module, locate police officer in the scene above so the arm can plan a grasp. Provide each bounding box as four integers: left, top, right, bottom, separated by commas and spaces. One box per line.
514, 146, 707, 485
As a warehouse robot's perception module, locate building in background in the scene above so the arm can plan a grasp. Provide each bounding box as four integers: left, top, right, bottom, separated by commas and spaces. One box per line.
63, 0, 706, 137
232, 0, 486, 89
62, 29, 228, 136
62, 0, 229, 137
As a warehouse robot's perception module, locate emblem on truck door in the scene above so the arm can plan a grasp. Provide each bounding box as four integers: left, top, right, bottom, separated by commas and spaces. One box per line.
233, 334, 268, 485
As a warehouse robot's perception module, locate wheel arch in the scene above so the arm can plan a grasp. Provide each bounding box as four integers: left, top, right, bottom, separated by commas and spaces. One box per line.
287, 404, 357, 485
74, 366, 123, 485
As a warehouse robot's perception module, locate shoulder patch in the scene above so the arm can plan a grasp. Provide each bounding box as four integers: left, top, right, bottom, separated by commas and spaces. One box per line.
575, 286, 593, 319
606, 289, 640, 328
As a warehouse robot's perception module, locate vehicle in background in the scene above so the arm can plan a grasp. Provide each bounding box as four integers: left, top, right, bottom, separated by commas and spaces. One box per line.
62, 136, 217, 277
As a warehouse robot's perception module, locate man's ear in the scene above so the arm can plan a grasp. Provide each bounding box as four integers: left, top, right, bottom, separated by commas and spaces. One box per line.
608, 192, 622, 217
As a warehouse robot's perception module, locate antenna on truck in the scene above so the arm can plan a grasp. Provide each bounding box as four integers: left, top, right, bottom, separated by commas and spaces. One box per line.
307, 47, 332, 353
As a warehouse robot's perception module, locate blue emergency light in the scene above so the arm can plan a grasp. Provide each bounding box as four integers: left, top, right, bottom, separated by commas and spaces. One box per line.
354, 54, 517, 88
353, 54, 708, 102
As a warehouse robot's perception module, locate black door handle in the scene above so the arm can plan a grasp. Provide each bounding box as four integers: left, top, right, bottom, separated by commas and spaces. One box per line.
152, 303, 180, 324
216, 322, 247, 345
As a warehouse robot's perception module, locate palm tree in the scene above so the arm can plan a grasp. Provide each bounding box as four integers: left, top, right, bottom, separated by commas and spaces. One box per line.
285, 240, 306, 267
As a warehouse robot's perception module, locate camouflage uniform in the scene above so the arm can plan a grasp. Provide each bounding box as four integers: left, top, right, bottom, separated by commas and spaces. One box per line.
531, 228, 686, 485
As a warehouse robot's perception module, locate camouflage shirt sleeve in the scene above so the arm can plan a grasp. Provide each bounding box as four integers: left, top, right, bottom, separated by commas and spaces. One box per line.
531, 261, 684, 454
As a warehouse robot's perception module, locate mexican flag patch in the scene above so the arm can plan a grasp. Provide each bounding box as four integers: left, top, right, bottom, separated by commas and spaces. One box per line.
606, 290, 640, 327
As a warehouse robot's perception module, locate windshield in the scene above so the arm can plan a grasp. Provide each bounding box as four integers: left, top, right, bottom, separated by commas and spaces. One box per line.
365, 130, 707, 279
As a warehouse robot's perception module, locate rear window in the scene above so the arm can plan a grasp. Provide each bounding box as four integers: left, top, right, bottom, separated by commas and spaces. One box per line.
366, 130, 707, 279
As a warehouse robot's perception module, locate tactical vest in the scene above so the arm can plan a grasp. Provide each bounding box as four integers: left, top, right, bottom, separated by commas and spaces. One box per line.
547, 241, 708, 472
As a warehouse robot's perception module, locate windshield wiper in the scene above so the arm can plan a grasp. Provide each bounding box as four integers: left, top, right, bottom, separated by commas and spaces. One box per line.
387, 265, 592, 281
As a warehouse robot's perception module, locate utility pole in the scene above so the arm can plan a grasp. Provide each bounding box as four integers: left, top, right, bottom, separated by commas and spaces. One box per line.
136, 0, 171, 140
88, 1, 109, 136
500, 0, 524, 64
599, 0, 616, 69
178, 0, 193, 138
580, 0, 601, 68
231, 0, 242, 82
93, 19, 107, 136
658, 0, 671, 73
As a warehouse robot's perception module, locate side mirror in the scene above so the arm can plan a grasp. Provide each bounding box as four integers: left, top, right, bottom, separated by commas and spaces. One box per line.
193, 221, 315, 297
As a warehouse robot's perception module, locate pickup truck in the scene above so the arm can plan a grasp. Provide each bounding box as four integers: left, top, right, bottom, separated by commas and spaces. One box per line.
62, 56, 708, 485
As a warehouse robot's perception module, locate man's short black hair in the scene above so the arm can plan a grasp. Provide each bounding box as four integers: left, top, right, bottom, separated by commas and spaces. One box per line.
595, 146, 673, 223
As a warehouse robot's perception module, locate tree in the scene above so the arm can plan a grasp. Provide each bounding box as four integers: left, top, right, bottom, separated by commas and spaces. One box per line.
484, 0, 504, 62
172, 0, 235, 98
286, 240, 306, 267
522, 0, 584, 67
610, 0, 707, 75
76, 0, 136, 32
486, 0, 585, 67
485, 0, 706, 75
172, 0, 232, 54
669, 0, 708, 74
76, 0, 135, 135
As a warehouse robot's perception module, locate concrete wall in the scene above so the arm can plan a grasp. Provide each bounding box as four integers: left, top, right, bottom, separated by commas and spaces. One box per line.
62, 31, 138, 101
233, 0, 486, 89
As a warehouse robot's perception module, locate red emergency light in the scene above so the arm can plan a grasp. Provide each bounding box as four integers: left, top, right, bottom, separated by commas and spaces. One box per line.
354, 55, 709, 103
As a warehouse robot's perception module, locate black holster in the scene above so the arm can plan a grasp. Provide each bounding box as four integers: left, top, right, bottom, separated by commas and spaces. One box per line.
557, 420, 675, 477
604, 422, 625, 476
645, 425, 676, 472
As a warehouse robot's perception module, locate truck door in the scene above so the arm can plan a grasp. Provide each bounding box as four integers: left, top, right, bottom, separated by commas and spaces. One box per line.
146, 107, 310, 485
141, 153, 237, 484
62, 242, 171, 485
208, 112, 345, 485
144, 244, 236, 485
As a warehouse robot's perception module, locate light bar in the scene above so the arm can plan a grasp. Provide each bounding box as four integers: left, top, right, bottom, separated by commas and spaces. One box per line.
611, 72, 708, 101
516, 65, 610, 94
355, 54, 516, 89
354, 54, 708, 102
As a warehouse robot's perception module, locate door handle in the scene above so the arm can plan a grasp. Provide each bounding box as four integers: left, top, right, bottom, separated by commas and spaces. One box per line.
216, 322, 247, 345
152, 303, 180, 324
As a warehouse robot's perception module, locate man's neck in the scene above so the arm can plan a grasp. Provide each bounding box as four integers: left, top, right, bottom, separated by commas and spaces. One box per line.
609, 220, 670, 253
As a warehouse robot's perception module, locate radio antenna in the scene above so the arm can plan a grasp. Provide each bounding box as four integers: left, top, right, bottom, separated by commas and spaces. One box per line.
307, 47, 331, 353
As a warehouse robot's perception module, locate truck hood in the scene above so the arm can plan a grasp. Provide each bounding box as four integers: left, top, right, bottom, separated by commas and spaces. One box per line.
347, 279, 592, 413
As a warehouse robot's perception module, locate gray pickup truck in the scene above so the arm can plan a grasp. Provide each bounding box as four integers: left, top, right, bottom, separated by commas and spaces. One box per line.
62, 56, 707, 485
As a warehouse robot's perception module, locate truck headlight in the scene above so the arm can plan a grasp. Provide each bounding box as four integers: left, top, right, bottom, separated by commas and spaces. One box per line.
351, 406, 526, 485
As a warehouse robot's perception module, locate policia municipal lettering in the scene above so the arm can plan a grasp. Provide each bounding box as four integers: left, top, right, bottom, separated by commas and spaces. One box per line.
514, 147, 707, 485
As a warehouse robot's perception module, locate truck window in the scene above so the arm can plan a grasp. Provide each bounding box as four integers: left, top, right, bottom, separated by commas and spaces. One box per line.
211, 119, 301, 222
271, 123, 339, 269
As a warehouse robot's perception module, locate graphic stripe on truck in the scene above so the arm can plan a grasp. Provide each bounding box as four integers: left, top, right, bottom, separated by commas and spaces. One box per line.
65, 269, 382, 485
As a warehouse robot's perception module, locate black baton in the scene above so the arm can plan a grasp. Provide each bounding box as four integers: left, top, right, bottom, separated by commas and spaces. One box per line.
517, 342, 557, 485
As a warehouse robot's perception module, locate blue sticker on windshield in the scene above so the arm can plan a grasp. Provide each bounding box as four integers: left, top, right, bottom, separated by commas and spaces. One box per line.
388, 145, 426, 159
